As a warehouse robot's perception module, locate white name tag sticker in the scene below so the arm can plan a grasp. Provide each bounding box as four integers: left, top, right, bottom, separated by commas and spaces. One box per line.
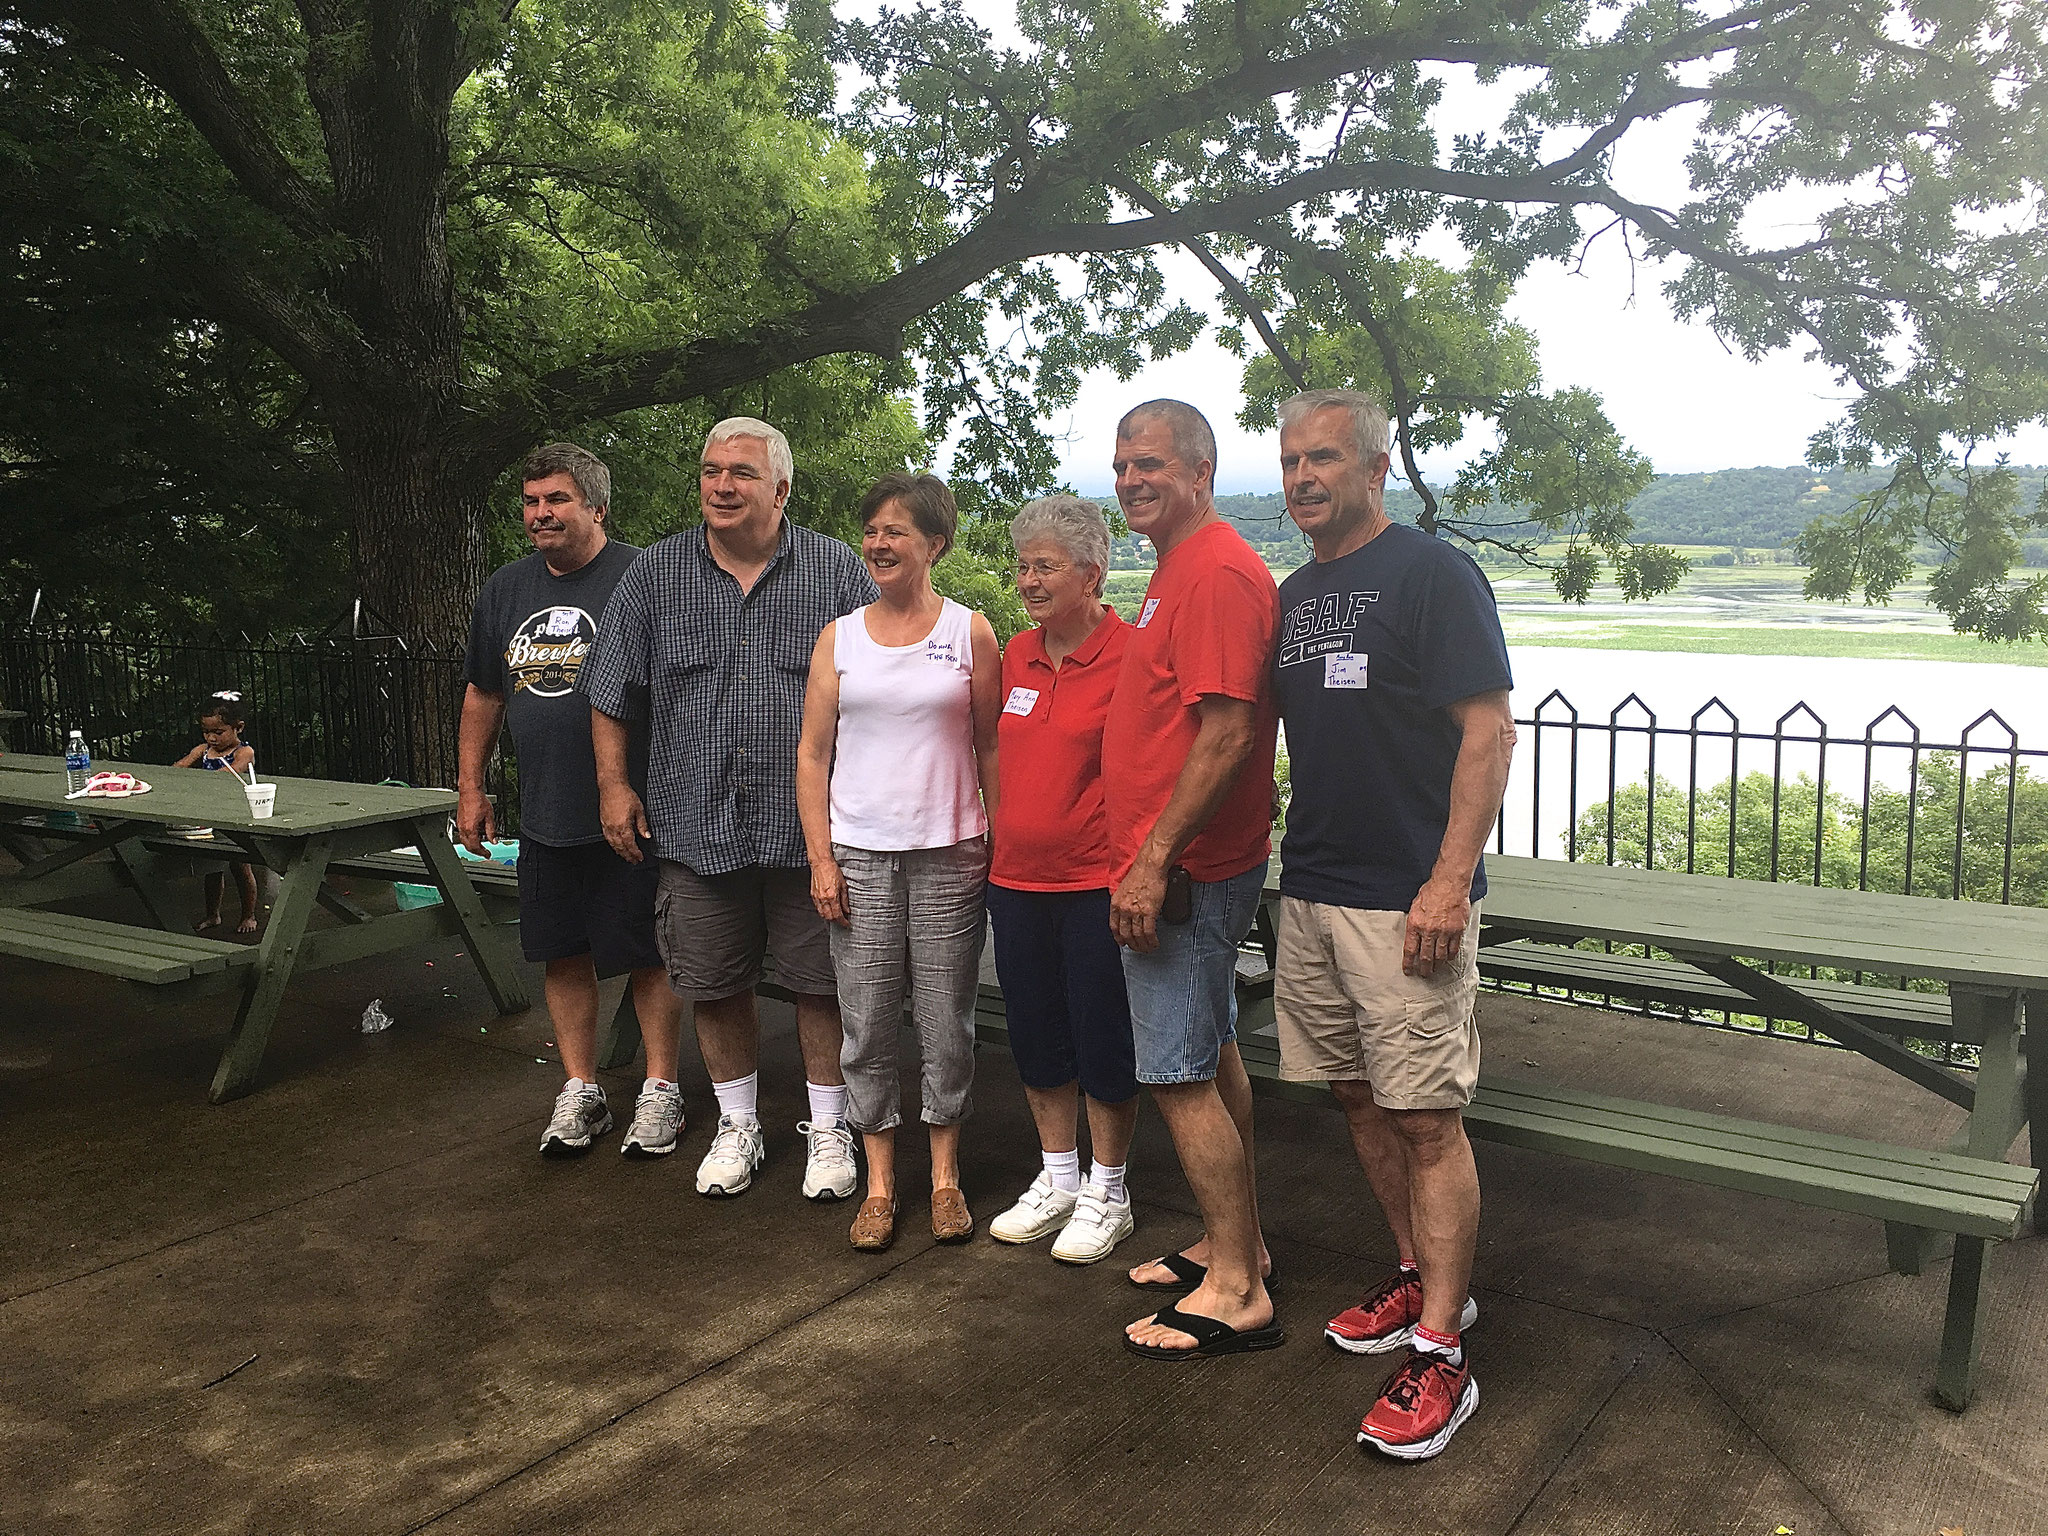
1003, 686, 1040, 717
1137, 597, 1161, 628
1323, 652, 1368, 689
545, 607, 582, 636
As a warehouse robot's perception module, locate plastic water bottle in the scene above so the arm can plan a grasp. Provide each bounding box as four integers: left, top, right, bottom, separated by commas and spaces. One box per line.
64, 730, 90, 794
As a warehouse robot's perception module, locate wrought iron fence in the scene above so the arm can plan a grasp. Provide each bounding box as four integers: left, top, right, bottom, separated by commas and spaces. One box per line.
0, 623, 515, 824
1490, 690, 2048, 1062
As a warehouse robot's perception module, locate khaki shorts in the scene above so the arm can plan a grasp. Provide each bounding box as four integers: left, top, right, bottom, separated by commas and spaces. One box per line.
1273, 896, 1482, 1110
654, 860, 837, 1002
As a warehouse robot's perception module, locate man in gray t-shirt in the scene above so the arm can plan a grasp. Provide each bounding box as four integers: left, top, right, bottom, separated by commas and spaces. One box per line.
459, 441, 687, 1160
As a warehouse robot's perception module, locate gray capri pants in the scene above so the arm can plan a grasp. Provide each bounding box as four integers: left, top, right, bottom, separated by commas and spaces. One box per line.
830, 837, 990, 1133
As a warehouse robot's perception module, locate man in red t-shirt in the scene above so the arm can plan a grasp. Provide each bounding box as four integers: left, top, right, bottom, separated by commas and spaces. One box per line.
1102, 399, 1283, 1361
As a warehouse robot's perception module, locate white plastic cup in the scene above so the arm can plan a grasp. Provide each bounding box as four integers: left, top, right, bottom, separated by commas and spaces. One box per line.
243, 782, 277, 819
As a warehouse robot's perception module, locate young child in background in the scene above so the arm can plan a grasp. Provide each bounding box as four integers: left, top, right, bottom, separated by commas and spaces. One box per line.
173, 690, 260, 934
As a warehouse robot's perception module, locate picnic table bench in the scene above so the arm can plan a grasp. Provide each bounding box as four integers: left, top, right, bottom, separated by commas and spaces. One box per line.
0, 756, 528, 1101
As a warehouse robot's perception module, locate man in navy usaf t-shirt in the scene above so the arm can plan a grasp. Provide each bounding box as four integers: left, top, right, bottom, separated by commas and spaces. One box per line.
1270, 390, 1515, 1462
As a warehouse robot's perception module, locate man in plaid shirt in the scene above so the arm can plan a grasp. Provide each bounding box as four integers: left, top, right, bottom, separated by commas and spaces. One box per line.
582, 417, 876, 1203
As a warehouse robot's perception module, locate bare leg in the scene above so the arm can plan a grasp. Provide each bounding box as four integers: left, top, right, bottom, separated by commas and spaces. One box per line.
793, 991, 845, 1087
630, 967, 684, 1083
546, 955, 603, 1083
1127, 1042, 1271, 1282
233, 862, 259, 932
1389, 1106, 1481, 1336
198, 870, 225, 930
692, 990, 759, 1082
929, 1120, 963, 1190
1331, 1079, 1419, 1264
1082, 1093, 1140, 1170
863, 1127, 896, 1202
1023, 1082, 1080, 1154
1126, 1080, 1272, 1348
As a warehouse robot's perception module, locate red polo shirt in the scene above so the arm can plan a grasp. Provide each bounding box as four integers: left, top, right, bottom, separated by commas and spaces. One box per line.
990, 607, 1129, 892
1102, 519, 1279, 884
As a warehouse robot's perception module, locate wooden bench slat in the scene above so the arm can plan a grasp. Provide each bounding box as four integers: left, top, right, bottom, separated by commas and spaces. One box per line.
0, 908, 253, 983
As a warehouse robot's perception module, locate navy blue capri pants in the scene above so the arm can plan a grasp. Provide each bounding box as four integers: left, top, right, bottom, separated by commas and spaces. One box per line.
984, 882, 1138, 1104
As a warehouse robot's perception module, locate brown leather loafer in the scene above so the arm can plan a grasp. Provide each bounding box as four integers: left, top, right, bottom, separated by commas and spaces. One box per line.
849, 1196, 898, 1251
931, 1186, 974, 1243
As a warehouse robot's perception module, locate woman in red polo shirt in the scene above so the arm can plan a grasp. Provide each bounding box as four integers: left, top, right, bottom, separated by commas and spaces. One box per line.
985, 494, 1140, 1265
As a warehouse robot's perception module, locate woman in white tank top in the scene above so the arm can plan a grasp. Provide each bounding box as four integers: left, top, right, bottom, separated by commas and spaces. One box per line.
796, 472, 1002, 1253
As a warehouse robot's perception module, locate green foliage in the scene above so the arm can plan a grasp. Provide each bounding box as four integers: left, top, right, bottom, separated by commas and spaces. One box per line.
1574, 755, 2048, 909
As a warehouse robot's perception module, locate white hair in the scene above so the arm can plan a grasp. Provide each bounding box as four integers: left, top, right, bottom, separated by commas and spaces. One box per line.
704, 416, 794, 492
1278, 389, 1391, 462
1011, 494, 1111, 597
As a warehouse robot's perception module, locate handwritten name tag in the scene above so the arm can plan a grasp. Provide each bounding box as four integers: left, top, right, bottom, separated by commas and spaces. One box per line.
1003, 686, 1040, 717
1137, 597, 1161, 628
1323, 652, 1368, 689
545, 607, 583, 637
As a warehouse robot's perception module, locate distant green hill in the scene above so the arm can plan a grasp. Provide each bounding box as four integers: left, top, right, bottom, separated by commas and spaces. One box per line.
1182, 464, 2048, 558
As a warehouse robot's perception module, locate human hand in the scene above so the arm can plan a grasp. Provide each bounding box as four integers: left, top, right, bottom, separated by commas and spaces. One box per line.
811, 857, 850, 926
455, 787, 495, 856
1403, 877, 1471, 977
1110, 857, 1168, 953
599, 783, 651, 865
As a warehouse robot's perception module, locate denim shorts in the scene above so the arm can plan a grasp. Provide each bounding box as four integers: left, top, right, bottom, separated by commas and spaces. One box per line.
1121, 861, 1269, 1086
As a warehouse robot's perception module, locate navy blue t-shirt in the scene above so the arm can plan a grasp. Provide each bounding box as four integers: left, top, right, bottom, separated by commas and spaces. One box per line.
1274, 523, 1513, 911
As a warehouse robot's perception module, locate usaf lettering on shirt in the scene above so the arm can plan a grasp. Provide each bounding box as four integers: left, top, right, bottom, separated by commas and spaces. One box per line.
1279, 589, 1379, 686
505, 606, 595, 696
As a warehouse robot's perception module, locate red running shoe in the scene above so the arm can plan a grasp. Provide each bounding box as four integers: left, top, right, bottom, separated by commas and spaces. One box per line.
1357, 1353, 1479, 1460
1325, 1272, 1480, 1355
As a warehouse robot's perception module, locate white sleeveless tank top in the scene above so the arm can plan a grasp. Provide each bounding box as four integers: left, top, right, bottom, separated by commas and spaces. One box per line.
829, 598, 987, 851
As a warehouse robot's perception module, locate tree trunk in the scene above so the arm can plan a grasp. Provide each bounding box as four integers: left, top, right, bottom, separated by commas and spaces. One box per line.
336, 413, 488, 653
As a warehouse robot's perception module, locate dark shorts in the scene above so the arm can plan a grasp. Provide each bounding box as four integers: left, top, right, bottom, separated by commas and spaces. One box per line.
653, 860, 837, 1001
515, 837, 663, 976
985, 882, 1138, 1104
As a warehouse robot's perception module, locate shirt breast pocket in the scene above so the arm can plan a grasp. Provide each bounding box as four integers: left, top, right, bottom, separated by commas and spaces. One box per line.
652, 619, 720, 694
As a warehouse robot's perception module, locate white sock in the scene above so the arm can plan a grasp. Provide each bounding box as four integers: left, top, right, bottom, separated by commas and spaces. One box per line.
643, 1077, 678, 1096
1089, 1160, 1127, 1202
807, 1081, 848, 1128
565, 1076, 603, 1099
712, 1072, 759, 1125
1043, 1147, 1082, 1194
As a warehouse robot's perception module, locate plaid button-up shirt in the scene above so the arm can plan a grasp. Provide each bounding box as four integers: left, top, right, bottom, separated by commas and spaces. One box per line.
581, 520, 876, 874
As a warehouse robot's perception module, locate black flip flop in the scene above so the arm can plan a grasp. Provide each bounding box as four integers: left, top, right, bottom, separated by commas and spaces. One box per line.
1129, 1252, 1280, 1295
1124, 1302, 1287, 1361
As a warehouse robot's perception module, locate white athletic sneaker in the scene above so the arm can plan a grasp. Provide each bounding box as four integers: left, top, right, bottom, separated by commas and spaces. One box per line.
988, 1172, 1080, 1244
1050, 1186, 1135, 1263
539, 1080, 611, 1156
695, 1114, 766, 1196
621, 1083, 685, 1158
798, 1120, 858, 1201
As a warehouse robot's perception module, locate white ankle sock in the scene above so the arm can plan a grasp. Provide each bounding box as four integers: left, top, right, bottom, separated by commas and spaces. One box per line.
564, 1076, 602, 1098
643, 1077, 678, 1096
1042, 1147, 1082, 1194
711, 1072, 759, 1125
1088, 1160, 1127, 1201
806, 1081, 848, 1128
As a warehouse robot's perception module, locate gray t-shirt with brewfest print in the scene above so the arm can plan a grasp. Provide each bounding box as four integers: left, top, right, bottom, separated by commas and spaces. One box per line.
464, 539, 644, 847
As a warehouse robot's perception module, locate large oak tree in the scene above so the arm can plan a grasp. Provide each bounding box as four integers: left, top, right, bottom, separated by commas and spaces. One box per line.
4, 0, 2045, 643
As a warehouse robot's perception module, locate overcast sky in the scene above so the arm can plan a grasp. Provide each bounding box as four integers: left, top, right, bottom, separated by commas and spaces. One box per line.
913, 18, 2048, 495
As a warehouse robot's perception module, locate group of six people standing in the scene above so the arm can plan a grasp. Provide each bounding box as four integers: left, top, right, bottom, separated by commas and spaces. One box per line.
457, 390, 1514, 1461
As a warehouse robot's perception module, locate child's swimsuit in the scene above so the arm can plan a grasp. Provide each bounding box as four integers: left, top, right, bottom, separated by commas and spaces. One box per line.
199, 745, 249, 771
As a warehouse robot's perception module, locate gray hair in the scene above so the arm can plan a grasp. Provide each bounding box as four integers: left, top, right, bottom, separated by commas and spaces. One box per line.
522, 442, 611, 517
1011, 494, 1111, 597
1278, 388, 1391, 464
1117, 398, 1218, 476
704, 416, 794, 491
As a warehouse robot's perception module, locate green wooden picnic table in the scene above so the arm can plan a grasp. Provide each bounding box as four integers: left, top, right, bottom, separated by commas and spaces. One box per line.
1468, 853, 2047, 1170
0, 754, 528, 1101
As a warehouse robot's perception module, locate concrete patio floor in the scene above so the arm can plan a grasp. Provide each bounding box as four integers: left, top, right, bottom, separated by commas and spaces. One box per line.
2, 884, 2043, 1536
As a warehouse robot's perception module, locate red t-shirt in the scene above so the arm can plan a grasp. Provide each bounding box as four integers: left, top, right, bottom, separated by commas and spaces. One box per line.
990, 608, 1129, 891
1102, 520, 1280, 883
